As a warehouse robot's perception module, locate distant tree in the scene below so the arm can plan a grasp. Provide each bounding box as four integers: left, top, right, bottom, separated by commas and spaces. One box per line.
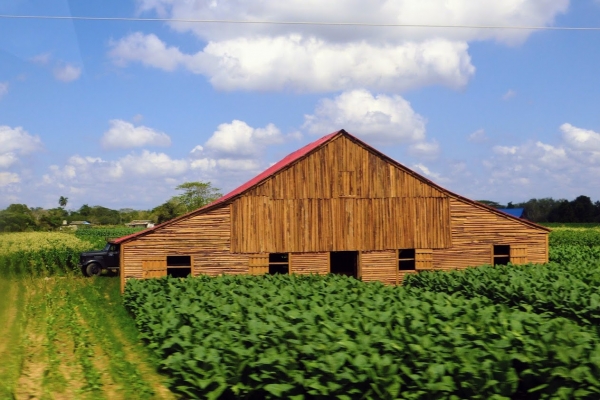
571, 195, 596, 222
58, 196, 68, 208
79, 204, 92, 217
476, 200, 505, 209
38, 208, 68, 230
513, 198, 563, 223
175, 181, 222, 213
0, 204, 37, 232
151, 200, 185, 224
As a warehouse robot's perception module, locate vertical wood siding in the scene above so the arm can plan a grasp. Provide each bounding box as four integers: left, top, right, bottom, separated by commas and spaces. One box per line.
231, 198, 451, 253
122, 206, 249, 284
245, 136, 446, 199
432, 198, 547, 271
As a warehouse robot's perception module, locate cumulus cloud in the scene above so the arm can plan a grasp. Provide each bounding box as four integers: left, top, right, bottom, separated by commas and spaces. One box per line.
303, 90, 427, 145
0, 82, 8, 100
0, 126, 43, 157
200, 120, 283, 159
109, 0, 567, 92
477, 123, 600, 201
189, 120, 283, 178
53, 63, 82, 82
101, 119, 172, 149
110, 33, 474, 92
560, 123, 600, 152
38, 119, 289, 208
136, 0, 568, 45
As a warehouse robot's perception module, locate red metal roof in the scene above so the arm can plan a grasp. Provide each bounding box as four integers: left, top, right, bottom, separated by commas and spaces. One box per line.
112, 130, 343, 244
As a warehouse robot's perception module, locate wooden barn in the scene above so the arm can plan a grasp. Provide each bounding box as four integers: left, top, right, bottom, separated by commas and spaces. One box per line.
116, 130, 549, 292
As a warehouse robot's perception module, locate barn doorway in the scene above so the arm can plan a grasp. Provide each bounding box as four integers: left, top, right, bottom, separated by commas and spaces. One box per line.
330, 251, 358, 278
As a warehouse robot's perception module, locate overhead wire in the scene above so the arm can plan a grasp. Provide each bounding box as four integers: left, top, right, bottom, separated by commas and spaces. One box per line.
0, 14, 600, 30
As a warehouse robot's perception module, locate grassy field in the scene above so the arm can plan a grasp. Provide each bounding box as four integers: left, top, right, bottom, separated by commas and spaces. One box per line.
0, 274, 175, 399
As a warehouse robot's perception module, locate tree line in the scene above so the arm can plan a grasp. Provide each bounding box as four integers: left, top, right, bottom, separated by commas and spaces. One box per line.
478, 195, 600, 223
0, 182, 222, 232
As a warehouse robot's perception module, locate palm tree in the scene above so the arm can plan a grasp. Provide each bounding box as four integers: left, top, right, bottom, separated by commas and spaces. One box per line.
58, 196, 68, 209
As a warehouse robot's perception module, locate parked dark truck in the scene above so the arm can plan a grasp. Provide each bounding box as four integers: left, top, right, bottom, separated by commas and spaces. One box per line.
79, 242, 120, 276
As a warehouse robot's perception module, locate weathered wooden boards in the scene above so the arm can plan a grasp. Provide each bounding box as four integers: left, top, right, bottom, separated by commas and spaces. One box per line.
431, 199, 548, 270
231, 197, 451, 253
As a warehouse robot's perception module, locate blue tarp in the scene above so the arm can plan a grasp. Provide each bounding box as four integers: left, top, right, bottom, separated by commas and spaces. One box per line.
497, 208, 525, 218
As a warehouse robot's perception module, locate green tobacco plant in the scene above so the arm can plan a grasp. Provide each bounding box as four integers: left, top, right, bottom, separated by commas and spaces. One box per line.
124, 274, 600, 399
404, 261, 600, 326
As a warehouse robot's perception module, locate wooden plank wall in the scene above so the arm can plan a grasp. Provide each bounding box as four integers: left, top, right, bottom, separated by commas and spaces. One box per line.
432, 198, 548, 270
121, 206, 249, 283
289, 252, 329, 275
231, 197, 451, 253
360, 251, 397, 285
245, 135, 446, 199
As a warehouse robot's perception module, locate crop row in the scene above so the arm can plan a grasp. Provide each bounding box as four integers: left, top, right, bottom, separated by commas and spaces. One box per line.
403, 259, 600, 327
124, 274, 600, 399
75, 227, 142, 249
549, 228, 600, 247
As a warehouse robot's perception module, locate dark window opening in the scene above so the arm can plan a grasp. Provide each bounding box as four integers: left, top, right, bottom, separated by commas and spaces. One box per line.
399, 249, 416, 271
167, 255, 192, 277
330, 251, 358, 278
167, 267, 191, 278
269, 253, 289, 274
493, 245, 510, 265
167, 255, 191, 267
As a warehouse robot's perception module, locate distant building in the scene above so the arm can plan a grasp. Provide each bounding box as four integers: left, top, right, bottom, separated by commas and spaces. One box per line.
126, 220, 155, 229
497, 208, 526, 219
61, 220, 92, 230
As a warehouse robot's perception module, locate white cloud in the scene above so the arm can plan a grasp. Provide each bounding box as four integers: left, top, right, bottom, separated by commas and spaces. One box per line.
200, 120, 283, 159
412, 163, 449, 183
0, 126, 43, 156
409, 140, 440, 159
0, 153, 19, 168
38, 119, 288, 208
110, 33, 474, 92
119, 151, 188, 177
0, 82, 8, 100
468, 129, 488, 143
303, 90, 427, 145
0, 172, 20, 187
493, 145, 518, 155
474, 123, 600, 201
111, 1, 567, 93
101, 119, 172, 149
560, 123, 600, 152
502, 89, 517, 100
53, 63, 82, 82
137, 0, 568, 45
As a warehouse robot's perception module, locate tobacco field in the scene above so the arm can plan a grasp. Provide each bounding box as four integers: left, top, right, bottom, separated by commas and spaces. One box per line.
1, 226, 600, 398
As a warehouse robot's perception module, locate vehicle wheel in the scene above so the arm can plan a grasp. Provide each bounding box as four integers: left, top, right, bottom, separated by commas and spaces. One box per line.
81, 266, 89, 277
86, 263, 102, 277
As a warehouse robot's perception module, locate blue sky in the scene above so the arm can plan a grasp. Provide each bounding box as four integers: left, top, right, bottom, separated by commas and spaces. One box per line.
1, 0, 600, 211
